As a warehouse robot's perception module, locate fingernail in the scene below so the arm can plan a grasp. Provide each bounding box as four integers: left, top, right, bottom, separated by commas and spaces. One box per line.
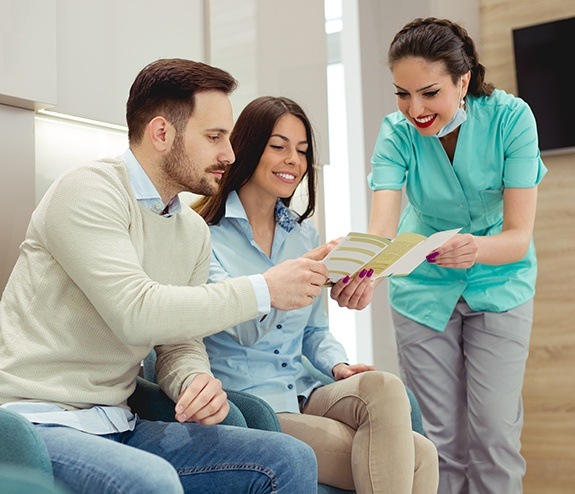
427, 258, 436, 264
367, 268, 374, 277
426, 251, 439, 261
359, 269, 367, 278
342, 275, 350, 284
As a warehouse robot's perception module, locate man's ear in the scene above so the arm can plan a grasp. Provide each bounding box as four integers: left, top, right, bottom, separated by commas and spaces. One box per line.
147, 116, 175, 152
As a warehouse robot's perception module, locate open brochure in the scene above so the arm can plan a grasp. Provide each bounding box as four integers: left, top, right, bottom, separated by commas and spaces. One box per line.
322, 228, 462, 284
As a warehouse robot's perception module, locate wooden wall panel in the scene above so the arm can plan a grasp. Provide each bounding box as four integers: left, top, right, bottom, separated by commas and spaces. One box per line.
480, 2, 575, 492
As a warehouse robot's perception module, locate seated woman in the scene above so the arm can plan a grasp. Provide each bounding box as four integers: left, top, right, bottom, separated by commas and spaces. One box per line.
193, 96, 439, 494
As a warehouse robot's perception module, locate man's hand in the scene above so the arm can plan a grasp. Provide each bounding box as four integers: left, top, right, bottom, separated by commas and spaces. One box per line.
263, 258, 329, 310
332, 362, 376, 380
174, 373, 229, 425
330, 269, 376, 310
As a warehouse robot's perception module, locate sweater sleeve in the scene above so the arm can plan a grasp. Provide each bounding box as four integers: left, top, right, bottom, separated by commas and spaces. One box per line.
154, 341, 212, 401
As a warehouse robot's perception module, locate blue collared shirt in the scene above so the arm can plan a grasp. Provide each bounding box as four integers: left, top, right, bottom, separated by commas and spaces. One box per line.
204, 191, 348, 413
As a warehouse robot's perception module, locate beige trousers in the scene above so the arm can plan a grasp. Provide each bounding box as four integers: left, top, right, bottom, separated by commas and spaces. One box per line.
277, 371, 438, 494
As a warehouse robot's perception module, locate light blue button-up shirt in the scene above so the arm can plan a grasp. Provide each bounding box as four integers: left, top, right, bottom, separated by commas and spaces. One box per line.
204, 191, 348, 413
368, 89, 548, 331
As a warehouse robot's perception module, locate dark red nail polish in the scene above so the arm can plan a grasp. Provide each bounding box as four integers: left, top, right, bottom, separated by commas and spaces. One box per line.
359, 269, 367, 278
342, 275, 350, 284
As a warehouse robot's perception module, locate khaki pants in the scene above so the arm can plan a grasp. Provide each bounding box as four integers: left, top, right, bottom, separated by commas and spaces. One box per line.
277, 371, 439, 494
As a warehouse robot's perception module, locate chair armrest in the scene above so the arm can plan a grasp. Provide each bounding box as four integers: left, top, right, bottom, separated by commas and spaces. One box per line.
0, 466, 66, 493
405, 386, 424, 436
224, 389, 281, 432
128, 376, 179, 422
0, 407, 54, 481
129, 376, 247, 427
225, 389, 352, 493
318, 484, 355, 494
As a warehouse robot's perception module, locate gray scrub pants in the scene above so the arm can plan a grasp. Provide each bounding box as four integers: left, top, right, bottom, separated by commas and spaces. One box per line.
392, 297, 533, 494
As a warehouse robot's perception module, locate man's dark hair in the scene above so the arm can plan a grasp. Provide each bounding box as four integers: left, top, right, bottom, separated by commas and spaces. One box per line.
126, 58, 237, 144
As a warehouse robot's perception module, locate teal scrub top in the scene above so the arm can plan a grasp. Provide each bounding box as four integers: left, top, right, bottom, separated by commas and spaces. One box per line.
368, 89, 548, 331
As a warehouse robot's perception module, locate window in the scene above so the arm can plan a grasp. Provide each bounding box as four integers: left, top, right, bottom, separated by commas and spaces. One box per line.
323, 0, 357, 361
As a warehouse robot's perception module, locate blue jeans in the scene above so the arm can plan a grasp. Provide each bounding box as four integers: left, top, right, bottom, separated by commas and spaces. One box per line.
37, 418, 318, 493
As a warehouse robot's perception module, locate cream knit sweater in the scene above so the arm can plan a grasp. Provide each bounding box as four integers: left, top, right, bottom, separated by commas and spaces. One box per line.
0, 158, 258, 410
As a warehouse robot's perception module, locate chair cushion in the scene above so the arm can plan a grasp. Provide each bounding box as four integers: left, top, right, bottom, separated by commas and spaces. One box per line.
0, 466, 66, 494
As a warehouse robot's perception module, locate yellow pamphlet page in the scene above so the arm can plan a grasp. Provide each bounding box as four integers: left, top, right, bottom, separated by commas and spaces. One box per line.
322, 228, 462, 284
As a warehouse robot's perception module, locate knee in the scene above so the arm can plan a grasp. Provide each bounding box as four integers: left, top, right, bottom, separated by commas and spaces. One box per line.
279, 434, 317, 468
128, 455, 183, 494
356, 371, 410, 408
273, 434, 318, 486
415, 432, 438, 467
414, 432, 439, 486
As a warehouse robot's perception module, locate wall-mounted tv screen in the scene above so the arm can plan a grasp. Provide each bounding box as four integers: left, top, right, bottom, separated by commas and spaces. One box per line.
512, 16, 575, 155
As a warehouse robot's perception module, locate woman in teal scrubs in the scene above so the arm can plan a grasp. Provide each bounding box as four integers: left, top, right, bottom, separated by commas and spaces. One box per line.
368, 17, 547, 494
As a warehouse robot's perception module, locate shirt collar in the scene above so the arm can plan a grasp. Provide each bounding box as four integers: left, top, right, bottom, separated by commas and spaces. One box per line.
224, 191, 299, 233
122, 148, 181, 216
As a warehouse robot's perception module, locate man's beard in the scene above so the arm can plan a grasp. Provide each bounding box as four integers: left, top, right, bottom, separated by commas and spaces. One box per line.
161, 137, 224, 197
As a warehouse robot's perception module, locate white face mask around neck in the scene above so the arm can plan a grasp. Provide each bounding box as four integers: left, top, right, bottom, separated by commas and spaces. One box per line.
434, 105, 467, 138
434, 77, 468, 138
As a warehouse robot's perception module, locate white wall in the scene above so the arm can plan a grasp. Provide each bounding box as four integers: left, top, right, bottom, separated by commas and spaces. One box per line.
0, 105, 36, 292
0, 0, 56, 291
34, 116, 128, 204
0, 0, 57, 110
54, 0, 205, 125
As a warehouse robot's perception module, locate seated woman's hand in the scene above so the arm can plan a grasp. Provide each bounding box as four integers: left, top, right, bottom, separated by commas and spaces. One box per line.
332, 362, 377, 380
330, 268, 376, 310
